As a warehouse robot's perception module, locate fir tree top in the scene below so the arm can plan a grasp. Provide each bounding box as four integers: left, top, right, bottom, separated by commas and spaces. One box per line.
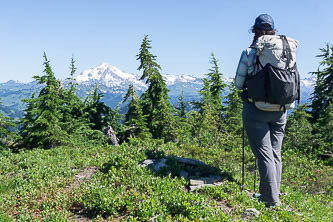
137, 35, 162, 82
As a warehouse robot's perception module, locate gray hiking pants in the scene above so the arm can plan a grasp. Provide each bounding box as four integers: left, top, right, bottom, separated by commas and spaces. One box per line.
242, 102, 287, 205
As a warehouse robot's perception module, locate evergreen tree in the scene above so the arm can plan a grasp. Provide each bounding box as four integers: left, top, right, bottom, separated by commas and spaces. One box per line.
61, 57, 89, 135
284, 104, 314, 154
206, 53, 227, 113
310, 44, 333, 154
19, 54, 119, 149
199, 79, 216, 119
189, 54, 229, 147
170, 88, 193, 143
193, 54, 226, 134
189, 104, 222, 148
315, 101, 333, 153
175, 89, 186, 118
20, 53, 68, 149
310, 44, 333, 122
122, 83, 151, 139
68, 56, 78, 94
84, 85, 122, 133
195, 54, 226, 117
198, 78, 212, 111
224, 80, 243, 135
136, 35, 173, 139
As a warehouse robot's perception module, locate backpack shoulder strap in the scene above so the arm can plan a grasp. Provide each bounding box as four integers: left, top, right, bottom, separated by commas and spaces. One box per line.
251, 42, 263, 70
280, 35, 292, 69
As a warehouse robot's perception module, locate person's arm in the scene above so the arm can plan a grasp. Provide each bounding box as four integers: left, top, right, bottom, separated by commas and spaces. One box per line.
235, 50, 249, 90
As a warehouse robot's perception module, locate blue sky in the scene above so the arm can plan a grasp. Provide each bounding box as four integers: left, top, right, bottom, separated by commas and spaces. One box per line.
0, 0, 332, 82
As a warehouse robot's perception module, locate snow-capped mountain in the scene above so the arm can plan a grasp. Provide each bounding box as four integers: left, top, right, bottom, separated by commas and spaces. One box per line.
299, 76, 316, 103
74, 62, 206, 103
75, 62, 203, 89
300, 76, 316, 88
72, 62, 206, 108
76, 63, 147, 91
162, 74, 202, 85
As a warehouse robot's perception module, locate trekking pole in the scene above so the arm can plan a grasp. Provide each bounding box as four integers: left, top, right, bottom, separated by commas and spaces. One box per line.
241, 126, 245, 191
254, 158, 257, 193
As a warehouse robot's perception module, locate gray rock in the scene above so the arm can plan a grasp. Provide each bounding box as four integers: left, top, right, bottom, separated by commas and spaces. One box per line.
190, 176, 222, 185
190, 179, 205, 186
244, 208, 260, 218
213, 181, 224, 186
139, 157, 227, 192
179, 170, 189, 179
172, 157, 205, 166
203, 175, 222, 184
138, 159, 154, 168
138, 158, 168, 173
189, 184, 214, 191
153, 158, 168, 172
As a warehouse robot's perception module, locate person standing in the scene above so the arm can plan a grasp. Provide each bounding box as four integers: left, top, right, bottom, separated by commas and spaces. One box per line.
235, 14, 299, 207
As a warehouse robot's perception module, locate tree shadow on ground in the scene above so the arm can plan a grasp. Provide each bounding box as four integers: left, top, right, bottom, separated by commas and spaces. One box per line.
143, 149, 234, 184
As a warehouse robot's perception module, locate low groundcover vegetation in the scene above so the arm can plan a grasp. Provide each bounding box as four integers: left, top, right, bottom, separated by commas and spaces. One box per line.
0, 138, 332, 221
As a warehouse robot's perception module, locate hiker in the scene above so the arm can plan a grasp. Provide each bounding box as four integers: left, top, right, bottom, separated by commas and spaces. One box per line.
235, 14, 299, 207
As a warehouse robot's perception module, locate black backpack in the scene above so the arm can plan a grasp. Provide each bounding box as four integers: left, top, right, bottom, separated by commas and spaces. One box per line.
245, 35, 300, 109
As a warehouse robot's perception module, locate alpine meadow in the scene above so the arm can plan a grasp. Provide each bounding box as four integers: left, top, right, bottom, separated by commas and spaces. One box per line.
0, 34, 332, 222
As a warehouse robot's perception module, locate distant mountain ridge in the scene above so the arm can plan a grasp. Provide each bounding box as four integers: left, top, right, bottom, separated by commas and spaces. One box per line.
75, 62, 204, 91
0, 62, 315, 118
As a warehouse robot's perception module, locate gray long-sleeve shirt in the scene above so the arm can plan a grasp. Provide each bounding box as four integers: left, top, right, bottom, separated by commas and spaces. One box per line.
235, 47, 257, 90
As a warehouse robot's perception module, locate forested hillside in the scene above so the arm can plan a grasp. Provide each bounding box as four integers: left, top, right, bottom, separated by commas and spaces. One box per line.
0, 36, 332, 221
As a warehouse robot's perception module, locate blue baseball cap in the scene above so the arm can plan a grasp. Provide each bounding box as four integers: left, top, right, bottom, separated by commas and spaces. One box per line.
253, 14, 275, 31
